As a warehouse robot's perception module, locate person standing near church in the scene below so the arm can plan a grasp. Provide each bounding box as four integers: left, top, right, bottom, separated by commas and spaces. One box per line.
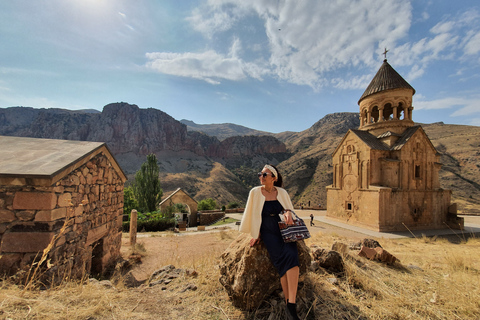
239, 164, 300, 320
310, 213, 315, 226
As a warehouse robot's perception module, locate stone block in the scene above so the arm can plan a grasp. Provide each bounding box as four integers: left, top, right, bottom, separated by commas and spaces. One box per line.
16, 210, 35, 221
35, 208, 67, 221
0, 209, 16, 223
74, 205, 84, 217
358, 246, 377, 260
58, 193, 72, 207
0, 253, 23, 275
197, 226, 205, 231
0, 232, 55, 253
13, 192, 57, 210
86, 224, 108, 245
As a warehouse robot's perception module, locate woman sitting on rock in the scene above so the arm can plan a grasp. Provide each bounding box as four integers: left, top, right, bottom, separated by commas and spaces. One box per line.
239, 164, 300, 320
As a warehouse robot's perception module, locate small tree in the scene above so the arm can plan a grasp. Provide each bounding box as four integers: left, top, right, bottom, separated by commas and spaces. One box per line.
226, 201, 240, 209
123, 186, 139, 215
132, 154, 163, 213
197, 198, 217, 211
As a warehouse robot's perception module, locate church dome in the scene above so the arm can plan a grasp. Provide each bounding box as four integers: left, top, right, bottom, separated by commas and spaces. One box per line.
358, 60, 415, 104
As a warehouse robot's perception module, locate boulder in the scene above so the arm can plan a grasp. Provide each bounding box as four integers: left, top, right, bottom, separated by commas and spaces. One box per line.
374, 247, 397, 265
311, 248, 344, 274
362, 238, 382, 248
148, 265, 198, 288
219, 233, 311, 310
350, 238, 383, 250
358, 246, 397, 265
358, 245, 377, 260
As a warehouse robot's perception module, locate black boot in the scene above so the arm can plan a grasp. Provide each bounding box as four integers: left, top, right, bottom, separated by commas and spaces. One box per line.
286, 302, 300, 320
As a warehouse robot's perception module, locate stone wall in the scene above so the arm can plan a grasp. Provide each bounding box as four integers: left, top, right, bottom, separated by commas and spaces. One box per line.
198, 212, 225, 226
0, 153, 124, 282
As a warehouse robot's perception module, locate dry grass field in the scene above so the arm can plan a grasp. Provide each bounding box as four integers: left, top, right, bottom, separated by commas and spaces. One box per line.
1, 225, 480, 319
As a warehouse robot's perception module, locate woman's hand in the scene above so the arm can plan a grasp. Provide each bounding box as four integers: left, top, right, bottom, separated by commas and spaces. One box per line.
283, 210, 295, 225
250, 238, 260, 247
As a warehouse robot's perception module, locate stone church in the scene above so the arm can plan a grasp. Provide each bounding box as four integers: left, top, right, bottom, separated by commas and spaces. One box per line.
326, 59, 463, 232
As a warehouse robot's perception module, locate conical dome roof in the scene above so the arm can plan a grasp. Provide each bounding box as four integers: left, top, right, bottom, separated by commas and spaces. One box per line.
358, 60, 415, 104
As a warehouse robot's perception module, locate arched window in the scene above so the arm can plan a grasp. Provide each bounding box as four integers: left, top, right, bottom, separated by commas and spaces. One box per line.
383, 103, 393, 120
397, 102, 404, 120
371, 105, 379, 123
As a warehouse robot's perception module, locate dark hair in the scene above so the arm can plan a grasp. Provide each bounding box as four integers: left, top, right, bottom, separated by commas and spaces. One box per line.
269, 164, 283, 187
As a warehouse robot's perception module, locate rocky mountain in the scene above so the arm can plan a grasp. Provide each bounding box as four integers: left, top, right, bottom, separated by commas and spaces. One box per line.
0, 103, 289, 204
278, 113, 480, 214
180, 119, 273, 141
1, 104, 479, 213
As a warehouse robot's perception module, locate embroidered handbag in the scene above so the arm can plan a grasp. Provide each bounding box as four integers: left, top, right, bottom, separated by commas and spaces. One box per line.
278, 210, 311, 243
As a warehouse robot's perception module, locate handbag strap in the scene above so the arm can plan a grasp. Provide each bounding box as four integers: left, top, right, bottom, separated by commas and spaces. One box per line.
283, 210, 299, 220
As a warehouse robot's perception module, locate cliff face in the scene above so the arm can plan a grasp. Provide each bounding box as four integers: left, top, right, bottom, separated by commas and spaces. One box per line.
0, 102, 288, 173
2, 104, 479, 211
8, 103, 189, 155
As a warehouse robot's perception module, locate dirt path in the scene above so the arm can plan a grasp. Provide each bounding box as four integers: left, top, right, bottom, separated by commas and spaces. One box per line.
121, 231, 237, 281
120, 212, 366, 282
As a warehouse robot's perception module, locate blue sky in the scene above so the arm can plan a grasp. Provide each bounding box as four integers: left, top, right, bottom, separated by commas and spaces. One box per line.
1, 0, 479, 133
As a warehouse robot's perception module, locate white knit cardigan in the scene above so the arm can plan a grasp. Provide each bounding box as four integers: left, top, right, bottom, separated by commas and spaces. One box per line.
239, 186, 294, 239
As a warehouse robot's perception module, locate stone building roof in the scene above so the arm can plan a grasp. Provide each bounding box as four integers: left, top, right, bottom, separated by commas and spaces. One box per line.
349, 126, 421, 151
390, 126, 420, 151
159, 188, 197, 207
350, 129, 390, 150
358, 59, 415, 104
0, 135, 126, 186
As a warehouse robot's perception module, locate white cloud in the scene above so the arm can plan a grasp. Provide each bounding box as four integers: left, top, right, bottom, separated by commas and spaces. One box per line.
450, 98, 480, 117
430, 21, 455, 34
186, 4, 246, 39
415, 97, 468, 110
415, 96, 480, 117
145, 36, 270, 84
145, 46, 247, 84
180, 0, 413, 89
147, 1, 480, 91
468, 118, 480, 126
464, 31, 480, 55
331, 74, 373, 90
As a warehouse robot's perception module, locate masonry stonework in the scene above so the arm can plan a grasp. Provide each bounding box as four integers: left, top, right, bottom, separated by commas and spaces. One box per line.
0, 150, 125, 282
326, 60, 463, 232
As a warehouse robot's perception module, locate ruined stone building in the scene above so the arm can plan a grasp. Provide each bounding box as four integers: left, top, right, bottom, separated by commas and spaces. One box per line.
159, 187, 198, 227
0, 136, 126, 281
326, 59, 462, 232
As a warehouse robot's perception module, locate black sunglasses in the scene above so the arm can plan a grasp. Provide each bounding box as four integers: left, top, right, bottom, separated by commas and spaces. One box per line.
257, 172, 274, 178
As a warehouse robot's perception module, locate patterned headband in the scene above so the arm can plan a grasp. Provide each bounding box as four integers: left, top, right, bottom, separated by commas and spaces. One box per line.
263, 165, 278, 179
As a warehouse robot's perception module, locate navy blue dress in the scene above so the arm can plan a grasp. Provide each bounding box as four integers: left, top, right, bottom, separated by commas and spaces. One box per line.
260, 200, 299, 277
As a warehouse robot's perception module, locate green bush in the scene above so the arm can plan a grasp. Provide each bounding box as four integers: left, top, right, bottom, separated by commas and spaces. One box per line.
198, 198, 217, 211
122, 217, 175, 232
226, 201, 240, 209
123, 210, 176, 232
123, 186, 139, 216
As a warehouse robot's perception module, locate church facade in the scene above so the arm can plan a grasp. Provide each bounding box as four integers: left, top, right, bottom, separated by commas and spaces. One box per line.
326, 59, 463, 232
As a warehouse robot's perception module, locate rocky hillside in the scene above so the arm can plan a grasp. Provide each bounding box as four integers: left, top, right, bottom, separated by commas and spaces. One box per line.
180, 119, 273, 141
276, 114, 480, 214
1, 104, 479, 212
278, 113, 360, 208
0, 103, 289, 204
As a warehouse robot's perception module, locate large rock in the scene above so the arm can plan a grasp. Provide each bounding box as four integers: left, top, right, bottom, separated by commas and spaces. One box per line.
219, 233, 311, 310
311, 247, 344, 274
358, 246, 398, 265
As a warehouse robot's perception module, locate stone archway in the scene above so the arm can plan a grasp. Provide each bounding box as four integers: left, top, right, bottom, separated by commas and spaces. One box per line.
158, 188, 198, 227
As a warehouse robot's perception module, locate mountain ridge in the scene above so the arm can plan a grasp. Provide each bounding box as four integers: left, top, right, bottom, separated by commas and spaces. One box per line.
1, 103, 479, 213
